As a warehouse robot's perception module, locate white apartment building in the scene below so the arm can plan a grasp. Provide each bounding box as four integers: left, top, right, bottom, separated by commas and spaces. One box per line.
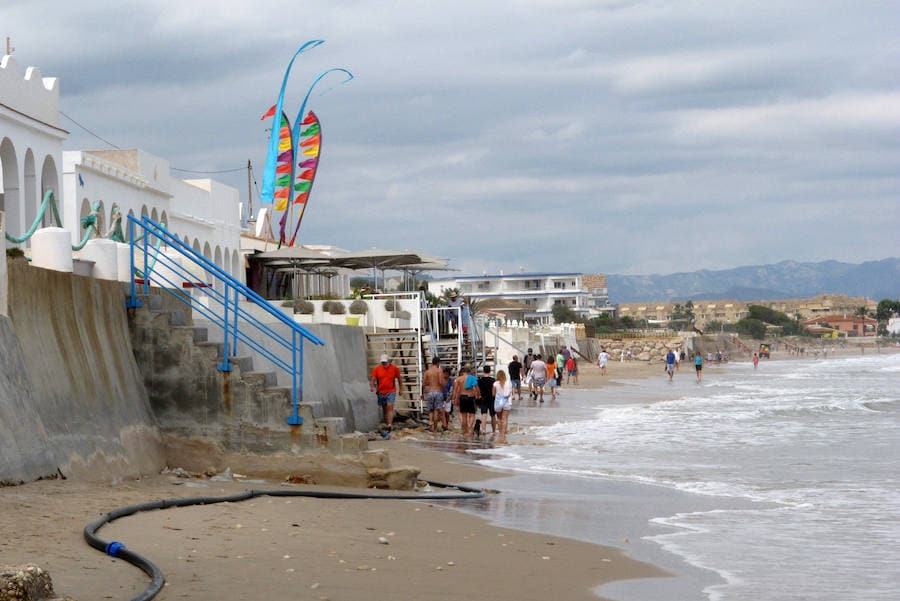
428, 272, 610, 322
1, 53, 244, 283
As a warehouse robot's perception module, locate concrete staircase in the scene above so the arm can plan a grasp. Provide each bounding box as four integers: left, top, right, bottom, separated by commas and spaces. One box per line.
366, 331, 422, 414
129, 291, 366, 455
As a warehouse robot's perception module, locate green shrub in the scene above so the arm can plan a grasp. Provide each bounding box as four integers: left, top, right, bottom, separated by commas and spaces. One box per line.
296, 300, 314, 314
328, 302, 346, 315
384, 299, 398, 311
349, 299, 369, 315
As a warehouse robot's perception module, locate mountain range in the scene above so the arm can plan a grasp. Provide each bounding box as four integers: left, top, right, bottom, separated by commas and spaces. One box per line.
607, 258, 900, 304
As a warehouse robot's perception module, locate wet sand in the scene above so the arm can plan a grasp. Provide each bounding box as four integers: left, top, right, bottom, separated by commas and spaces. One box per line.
0, 442, 661, 601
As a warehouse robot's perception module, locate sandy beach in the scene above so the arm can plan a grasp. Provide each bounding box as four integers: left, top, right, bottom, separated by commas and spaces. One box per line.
0, 390, 661, 601
4, 345, 891, 600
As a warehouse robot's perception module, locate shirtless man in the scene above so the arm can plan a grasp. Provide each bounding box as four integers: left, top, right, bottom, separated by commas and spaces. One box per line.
422, 357, 447, 432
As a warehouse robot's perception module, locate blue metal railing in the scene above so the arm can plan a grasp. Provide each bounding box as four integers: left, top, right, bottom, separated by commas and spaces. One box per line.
127, 215, 324, 425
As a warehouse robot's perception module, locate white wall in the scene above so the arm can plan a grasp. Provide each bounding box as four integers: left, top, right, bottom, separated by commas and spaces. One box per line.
62, 150, 244, 282
1, 55, 65, 242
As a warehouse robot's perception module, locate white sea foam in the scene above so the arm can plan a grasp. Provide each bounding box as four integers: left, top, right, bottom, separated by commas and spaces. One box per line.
476, 353, 900, 600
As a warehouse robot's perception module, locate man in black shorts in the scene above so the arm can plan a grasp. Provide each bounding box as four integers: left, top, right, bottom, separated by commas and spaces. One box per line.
477, 365, 496, 435
507, 355, 523, 400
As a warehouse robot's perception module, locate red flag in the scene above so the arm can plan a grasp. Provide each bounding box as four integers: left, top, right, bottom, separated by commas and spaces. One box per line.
302, 111, 317, 125
292, 192, 309, 205
260, 105, 276, 120
297, 169, 315, 180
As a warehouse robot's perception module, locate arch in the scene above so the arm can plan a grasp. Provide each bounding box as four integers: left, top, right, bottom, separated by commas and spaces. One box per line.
127, 209, 136, 241
160, 210, 168, 227
192, 238, 201, 253
0, 137, 21, 237
140, 204, 149, 217
231, 249, 241, 283
39, 154, 59, 227
150, 207, 159, 223
23, 149, 37, 229
203, 241, 212, 262
214, 245, 223, 292
94, 199, 105, 238
109, 203, 120, 239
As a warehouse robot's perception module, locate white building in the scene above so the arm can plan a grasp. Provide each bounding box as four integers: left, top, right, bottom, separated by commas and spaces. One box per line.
1, 53, 244, 283
428, 272, 611, 323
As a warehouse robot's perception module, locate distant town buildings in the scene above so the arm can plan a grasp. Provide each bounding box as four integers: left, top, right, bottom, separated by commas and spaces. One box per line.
427, 272, 611, 323
617, 294, 878, 335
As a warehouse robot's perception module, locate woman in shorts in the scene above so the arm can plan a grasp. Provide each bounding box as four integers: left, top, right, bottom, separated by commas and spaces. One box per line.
493, 370, 513, 443
453, 366, 481, 438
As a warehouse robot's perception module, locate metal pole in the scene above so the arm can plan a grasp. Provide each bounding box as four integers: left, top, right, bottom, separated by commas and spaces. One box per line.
219, 283, 232, 372
231, 286, 239, 355
142, 222, 149, 295
126, 218, 141, 308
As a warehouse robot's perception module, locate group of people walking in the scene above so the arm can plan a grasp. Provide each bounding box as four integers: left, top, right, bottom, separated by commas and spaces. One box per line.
372, 345, 585, 443
422, 358, 512, 442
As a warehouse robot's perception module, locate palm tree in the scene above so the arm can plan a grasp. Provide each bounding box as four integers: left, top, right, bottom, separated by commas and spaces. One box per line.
854, 306, 870, 337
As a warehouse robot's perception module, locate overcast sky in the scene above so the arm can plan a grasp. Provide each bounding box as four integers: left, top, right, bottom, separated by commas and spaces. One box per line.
5, 0, 899, 275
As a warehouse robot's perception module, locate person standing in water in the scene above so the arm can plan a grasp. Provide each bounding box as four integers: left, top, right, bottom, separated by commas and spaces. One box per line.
694, 352, 703, 382
493, 370, 512, 443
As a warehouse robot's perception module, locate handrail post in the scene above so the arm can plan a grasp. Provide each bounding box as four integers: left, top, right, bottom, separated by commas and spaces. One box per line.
287, 330, 303, 425
231, 286, 239, 356
126, 217, 142, 309
218, 282, 232, 372
142, 223, 149, 295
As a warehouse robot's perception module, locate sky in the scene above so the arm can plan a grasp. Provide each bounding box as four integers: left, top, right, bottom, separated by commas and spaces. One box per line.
4, 0, 899, 276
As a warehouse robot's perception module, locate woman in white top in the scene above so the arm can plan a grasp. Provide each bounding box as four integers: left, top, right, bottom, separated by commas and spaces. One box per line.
493, 370, 513, 443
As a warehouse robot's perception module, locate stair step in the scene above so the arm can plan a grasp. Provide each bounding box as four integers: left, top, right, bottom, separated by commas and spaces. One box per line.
196, 341, 223, 360
243, 371, 278, 388
173, 325, 208, 343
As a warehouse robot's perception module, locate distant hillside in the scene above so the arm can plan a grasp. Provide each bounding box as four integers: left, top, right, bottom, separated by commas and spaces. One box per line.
608, 258, 900, 303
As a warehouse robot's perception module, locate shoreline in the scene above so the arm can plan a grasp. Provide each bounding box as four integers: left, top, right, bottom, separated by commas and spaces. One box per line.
0, 424, 663, 601
4, 346, 892, 599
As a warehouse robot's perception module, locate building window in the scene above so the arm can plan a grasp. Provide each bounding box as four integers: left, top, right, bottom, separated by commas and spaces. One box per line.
554, 281, 565, 289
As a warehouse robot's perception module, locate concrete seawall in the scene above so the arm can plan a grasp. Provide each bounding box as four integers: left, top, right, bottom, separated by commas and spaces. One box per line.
2, 260, 164, 481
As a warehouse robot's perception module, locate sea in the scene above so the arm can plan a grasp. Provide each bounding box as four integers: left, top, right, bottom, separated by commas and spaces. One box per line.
446, 352, 900, 601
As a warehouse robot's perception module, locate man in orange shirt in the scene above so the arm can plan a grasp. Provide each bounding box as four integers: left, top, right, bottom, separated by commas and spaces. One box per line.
370, 354, 402, 436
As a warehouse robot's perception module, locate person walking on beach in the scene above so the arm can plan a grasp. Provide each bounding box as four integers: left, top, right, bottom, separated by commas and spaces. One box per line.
753, 353, 759, 370
523, 348, 535, 399
507, 355, 523, 401
694, 352, 703, 382
598, 348, 610, 376
493, 370, 513, 443
566, 355, 578, 385
423, 357, 447, 433
530, 354, 548, 402
545, 354, 558, 401
452, 366, 481, 438
442, 366, 454, 431
665, 349, 677, 381
556, 349, 566, 387
370, 354, 402, 436
477, 365, 497, 435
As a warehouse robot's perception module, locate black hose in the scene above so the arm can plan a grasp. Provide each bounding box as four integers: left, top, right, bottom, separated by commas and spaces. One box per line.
83, 480, 487, 601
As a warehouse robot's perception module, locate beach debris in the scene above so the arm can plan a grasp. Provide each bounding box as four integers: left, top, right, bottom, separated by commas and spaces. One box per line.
435, 566, 444, 571
210, 467, 233, 482
310, 583, 320, 589
378, 537, 389, 545
446, 561, 455, 566
235, 524, 243, 529
356, 565, 369, 571
285, 568, 295, 573
387, 555, 396, 561
284, 474, 315, 484
542, 556, 551, 560
283, 555, 291, 560
0, 564, 56, 601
